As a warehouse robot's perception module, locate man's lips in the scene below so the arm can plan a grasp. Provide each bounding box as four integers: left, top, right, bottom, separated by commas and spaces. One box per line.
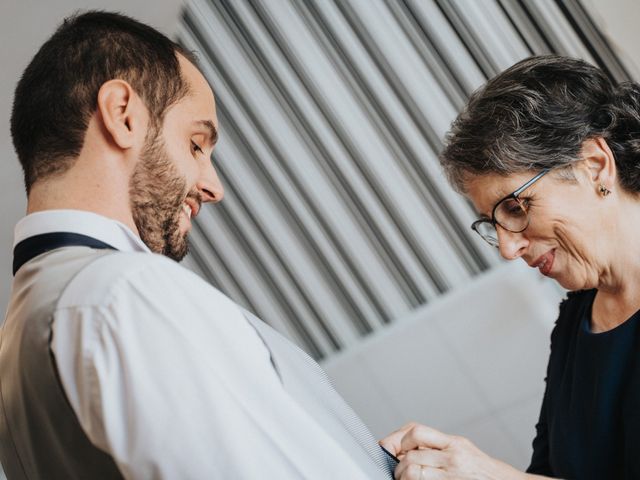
529, 249, 555, 276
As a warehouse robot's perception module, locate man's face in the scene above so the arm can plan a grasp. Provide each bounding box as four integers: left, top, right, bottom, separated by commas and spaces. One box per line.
129, 55, 223, 261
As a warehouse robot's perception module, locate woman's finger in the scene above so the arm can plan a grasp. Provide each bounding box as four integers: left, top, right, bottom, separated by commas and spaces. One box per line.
399, 424, 454, 453
397, 462, 446, 480
395, 449, 448, 479
404, 448, 448, 469
379, 422, 419, 456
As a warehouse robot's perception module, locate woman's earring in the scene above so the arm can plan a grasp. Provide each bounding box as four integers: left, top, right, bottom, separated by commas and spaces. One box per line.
599, 184, 612, 197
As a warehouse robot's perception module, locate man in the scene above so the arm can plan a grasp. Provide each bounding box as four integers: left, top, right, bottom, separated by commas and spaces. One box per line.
0, 11, 393, 479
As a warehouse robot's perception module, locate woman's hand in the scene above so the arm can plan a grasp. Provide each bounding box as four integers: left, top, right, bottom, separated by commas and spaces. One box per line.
380, 423, 531, 480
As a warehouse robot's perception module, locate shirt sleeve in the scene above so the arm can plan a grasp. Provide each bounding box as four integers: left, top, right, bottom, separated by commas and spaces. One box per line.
526, 303, 566, 477
527, 385, 552, 475
51, 255, 374, 480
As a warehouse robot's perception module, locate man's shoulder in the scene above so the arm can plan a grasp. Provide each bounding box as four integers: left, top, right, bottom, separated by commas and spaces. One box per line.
54, 250, 254, 353
56, 250, 206, 310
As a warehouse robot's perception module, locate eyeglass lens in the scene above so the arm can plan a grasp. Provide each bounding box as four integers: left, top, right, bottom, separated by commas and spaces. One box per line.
474, 198, 529, 248
494, 197, 528, 232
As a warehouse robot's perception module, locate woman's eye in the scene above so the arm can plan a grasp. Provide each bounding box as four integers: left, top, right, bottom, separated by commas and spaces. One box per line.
503, 198, 525, 215
191, 141, 203, 154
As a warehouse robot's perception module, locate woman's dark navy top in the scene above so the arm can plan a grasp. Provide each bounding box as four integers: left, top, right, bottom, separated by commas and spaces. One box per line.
527, 289, 640, 479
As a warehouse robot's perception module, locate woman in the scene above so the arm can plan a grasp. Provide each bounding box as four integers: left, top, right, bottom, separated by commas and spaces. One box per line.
381, 55, 640, 479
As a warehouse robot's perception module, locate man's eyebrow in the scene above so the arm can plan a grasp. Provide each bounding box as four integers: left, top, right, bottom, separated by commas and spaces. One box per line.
195, 120, 218, 146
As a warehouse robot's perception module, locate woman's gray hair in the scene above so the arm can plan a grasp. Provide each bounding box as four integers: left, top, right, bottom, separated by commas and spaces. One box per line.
440, 55, 640, 193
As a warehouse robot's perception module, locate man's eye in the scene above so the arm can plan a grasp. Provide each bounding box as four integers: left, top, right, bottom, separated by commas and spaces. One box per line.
191, 141, 204, 154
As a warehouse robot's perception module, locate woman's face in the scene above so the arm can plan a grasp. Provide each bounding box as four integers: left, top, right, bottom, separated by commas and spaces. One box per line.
464, 155, 615, 291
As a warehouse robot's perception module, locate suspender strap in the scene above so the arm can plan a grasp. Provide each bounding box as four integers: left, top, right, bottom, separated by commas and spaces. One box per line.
13, 232, 117, 275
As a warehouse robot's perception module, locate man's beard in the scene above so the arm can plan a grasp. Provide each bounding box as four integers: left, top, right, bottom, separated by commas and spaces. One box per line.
129, 129, 198, 262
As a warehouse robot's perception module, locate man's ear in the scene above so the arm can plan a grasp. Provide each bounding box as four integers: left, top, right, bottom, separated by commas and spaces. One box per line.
579, 137, 617, 190
96, 79, 147, 150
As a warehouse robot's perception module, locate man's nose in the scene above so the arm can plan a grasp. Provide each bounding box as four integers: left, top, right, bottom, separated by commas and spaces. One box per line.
496, 226, 528, 260
197, 161, 224, 204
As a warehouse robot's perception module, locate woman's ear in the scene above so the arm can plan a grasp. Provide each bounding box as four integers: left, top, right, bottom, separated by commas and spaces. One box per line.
579, 137, 617, 192
96, 79, 147, 150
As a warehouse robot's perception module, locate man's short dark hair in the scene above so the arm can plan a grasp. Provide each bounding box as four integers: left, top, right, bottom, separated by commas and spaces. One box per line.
10, 10, 197, 193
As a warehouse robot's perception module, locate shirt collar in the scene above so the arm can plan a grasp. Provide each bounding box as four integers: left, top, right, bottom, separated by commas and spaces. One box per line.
13, 210, 150, 253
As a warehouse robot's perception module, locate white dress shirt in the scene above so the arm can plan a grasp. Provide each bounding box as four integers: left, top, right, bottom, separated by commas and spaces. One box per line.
12, 210, 386, 479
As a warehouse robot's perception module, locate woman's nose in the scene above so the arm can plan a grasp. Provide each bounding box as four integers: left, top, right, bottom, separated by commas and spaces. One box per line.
496, 226, 528, 260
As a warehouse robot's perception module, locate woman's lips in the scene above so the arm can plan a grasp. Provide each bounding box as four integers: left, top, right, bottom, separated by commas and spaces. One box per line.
531, 249, 555, 276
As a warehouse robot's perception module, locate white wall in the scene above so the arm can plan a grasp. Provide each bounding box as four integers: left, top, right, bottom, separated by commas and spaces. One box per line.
0, 0, 185, 317
584, 0, 640, 79
324, 261, 564, 469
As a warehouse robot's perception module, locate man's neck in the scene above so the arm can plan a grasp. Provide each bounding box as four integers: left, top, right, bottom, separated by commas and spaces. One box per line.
27, 176, 139, 237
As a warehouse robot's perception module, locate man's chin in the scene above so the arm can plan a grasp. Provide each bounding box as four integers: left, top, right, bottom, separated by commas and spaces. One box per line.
164, 245, 188, 262
163, 232, 189, 262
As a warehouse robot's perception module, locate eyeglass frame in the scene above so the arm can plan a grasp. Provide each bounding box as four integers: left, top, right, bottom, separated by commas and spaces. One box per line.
471, 168, 551, 248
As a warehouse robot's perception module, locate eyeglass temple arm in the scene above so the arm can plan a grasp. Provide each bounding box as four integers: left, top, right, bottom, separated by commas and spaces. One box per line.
513, 169, 550, 197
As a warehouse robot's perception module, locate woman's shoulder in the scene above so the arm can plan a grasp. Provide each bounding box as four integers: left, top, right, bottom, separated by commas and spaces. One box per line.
559, 289, 595, 311
542, 290, 595, 365
551, 289, 595, 340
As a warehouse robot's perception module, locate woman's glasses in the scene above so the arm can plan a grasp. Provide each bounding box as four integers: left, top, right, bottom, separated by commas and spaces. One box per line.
471, 169, 550, 248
